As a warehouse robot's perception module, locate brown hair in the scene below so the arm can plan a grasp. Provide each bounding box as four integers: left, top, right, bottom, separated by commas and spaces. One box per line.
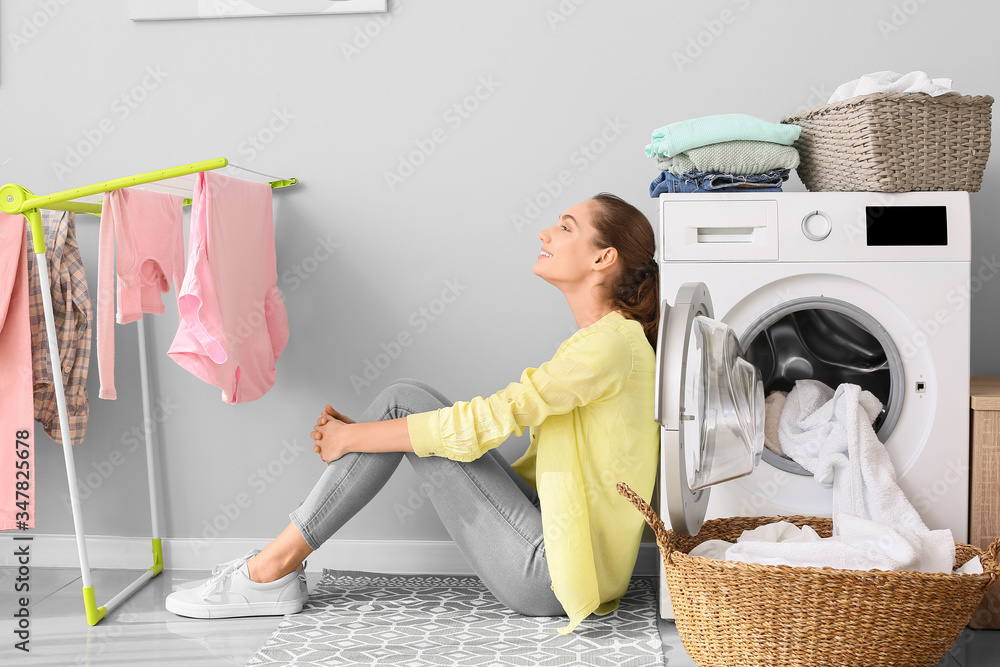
589, 193, 659, 349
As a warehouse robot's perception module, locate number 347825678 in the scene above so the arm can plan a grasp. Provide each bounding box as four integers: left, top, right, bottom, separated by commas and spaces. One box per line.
14, 429, 31, 522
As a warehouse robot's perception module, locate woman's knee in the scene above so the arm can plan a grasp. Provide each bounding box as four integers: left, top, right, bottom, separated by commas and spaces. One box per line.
367, 379, 448, 421
386, 377, 422, 391
388, 378, 451, 407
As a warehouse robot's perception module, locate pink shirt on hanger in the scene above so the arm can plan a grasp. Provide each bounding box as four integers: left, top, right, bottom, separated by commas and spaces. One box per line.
167, 171, 289, 403
96, 188, 185, 400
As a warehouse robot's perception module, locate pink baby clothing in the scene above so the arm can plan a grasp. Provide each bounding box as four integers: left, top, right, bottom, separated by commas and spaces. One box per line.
97, 188, 185, 400
167, 171, 288, 404
0, 213, 35, 531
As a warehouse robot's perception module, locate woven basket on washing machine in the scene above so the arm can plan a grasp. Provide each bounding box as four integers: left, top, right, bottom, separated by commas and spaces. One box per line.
616, 481, 1000, 667
780, 91, 993, 192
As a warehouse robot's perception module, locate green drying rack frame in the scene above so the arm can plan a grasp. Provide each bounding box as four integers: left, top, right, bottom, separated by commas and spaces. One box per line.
0, 157, 297, 625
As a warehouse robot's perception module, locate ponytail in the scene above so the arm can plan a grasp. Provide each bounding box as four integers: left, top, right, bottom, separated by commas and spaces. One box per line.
589, 193, 660, 349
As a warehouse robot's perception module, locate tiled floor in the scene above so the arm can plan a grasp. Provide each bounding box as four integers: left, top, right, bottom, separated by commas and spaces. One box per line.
0, 566, 996, 666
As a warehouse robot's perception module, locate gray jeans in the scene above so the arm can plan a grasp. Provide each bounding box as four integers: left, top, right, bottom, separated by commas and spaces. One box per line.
289, 378, 565, 618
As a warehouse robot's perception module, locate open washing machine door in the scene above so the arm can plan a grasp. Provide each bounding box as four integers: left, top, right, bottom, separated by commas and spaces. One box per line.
655, 282, 766, 536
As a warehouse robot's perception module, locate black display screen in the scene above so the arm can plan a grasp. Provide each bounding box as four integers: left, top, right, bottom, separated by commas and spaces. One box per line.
865, 206, 948, 246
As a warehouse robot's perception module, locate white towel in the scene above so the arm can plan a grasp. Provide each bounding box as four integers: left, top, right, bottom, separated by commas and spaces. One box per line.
690, 520, 821, 560
690, 514, 956, 573
828, 70, 953, 104
689, 380, 958, 573
778, 380, 928, 534
744, 378, 957, 573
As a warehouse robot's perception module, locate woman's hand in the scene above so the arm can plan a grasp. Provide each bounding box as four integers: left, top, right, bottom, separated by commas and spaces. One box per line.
322, 405, 355, 424
311, 405, 355, 464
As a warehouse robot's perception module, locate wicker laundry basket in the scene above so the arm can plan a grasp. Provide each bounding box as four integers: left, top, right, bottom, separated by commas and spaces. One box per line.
779, 91, 993, 192
617, 481, 1000, 667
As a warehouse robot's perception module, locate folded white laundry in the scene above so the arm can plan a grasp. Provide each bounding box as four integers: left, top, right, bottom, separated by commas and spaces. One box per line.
690, 514, 956, 574
778, 379, 928, 534
828, 70, 953, 104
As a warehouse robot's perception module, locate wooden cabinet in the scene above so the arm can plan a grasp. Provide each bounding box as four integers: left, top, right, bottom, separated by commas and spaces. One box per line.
969, 377, 1000, 629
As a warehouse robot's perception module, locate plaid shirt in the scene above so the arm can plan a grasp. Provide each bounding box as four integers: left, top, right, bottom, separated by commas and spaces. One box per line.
26, 210, 92, 446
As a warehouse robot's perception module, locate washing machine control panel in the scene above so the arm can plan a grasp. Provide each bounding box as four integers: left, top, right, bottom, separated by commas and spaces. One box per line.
658, 192, 970, 262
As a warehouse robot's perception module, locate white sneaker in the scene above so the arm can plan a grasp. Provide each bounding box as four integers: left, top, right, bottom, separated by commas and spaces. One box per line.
173, 549, 310, 593
172, 549, 262, 592
165, 550, 307, 618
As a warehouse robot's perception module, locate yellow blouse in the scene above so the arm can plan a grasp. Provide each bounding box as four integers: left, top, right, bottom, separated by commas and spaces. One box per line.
406, 311, 659, 634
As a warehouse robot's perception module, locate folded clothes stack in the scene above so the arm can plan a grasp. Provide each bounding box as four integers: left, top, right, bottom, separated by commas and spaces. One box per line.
644, 113, 801, 196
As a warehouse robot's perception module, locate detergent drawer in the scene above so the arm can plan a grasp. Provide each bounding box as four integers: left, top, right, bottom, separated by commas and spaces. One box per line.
661, 199, 778, 262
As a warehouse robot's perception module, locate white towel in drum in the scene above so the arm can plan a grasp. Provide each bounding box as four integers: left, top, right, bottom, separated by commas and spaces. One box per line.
778, 379, 930, 533
755, 379, 957, 573
687, 380, 957, 573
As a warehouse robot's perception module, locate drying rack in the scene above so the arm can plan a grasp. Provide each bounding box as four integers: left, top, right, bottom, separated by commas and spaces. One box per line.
0, 157, 297, 625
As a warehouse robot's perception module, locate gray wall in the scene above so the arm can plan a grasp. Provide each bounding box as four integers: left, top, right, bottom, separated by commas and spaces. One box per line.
2, 1, 997, 551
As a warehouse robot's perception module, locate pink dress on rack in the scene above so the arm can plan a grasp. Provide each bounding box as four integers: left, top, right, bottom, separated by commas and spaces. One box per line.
167, 171, 289, 404
0, 213, 35, 531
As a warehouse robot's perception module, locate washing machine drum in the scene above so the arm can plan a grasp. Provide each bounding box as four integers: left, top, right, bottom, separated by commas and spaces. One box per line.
656, 282, 766, 536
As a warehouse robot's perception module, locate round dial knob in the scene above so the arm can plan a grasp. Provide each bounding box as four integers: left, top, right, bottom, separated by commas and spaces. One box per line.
801, 210, 832, 241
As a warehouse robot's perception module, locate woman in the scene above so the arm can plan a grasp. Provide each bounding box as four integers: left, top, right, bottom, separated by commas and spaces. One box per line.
166, 193, 660, 634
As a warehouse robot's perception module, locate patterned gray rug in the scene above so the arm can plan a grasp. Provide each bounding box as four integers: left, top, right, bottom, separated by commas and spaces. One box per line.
245, 570, 665, 666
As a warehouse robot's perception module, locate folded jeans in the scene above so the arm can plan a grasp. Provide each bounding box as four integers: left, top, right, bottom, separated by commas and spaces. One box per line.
650, 169, 789, 196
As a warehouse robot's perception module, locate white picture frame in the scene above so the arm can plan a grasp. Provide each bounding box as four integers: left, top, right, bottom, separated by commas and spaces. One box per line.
129, 0, 387, 21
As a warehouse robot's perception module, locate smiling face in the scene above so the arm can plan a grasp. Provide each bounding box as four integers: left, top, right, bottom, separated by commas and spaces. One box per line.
533, 199, 616, 290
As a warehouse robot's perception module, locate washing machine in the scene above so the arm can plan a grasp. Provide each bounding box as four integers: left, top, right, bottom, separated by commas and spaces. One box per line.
653, 191, 971, 619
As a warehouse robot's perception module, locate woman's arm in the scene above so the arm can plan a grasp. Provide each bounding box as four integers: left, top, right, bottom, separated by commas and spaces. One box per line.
311, 406, 413, 463
407, 328, 633, 462
312, 325, 631, 464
